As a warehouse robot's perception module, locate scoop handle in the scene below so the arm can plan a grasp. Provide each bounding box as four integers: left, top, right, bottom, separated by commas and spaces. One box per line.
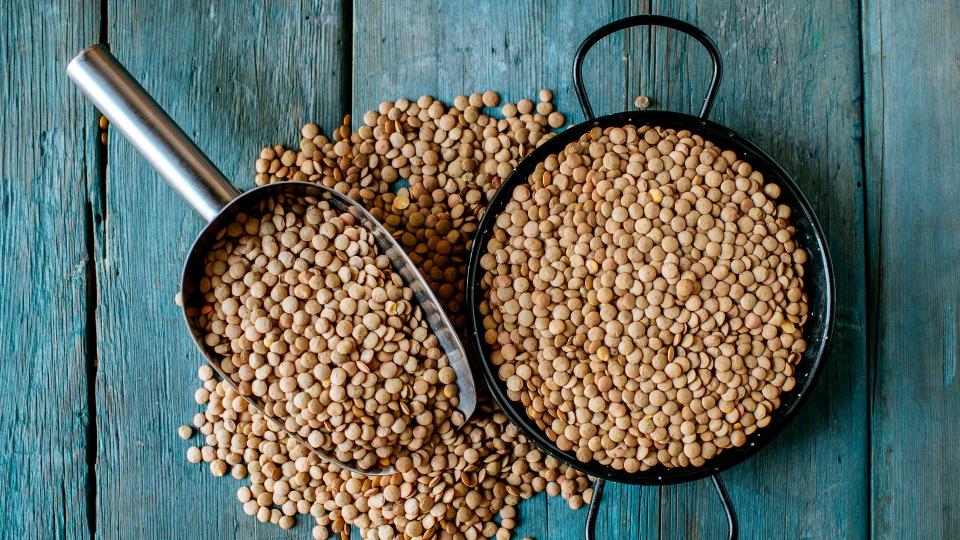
67, 44, 240, 222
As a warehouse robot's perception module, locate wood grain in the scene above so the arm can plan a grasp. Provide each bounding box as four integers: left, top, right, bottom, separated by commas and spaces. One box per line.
8, 0, 957, 537
628, 1, 871, 538
863, 1, 960, 537
95, 1, 346, 538
0, 1, 98, 538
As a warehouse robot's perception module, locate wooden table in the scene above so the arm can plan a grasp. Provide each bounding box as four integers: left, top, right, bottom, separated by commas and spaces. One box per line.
3, 1, 957, 538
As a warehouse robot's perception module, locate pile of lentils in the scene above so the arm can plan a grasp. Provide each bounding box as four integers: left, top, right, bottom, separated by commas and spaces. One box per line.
180, 90, 595, 539
193, 194, 461, 471
479, 124, 809, 471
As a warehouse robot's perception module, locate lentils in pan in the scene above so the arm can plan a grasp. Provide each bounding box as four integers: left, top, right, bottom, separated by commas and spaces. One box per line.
479, 124, 809, 471
194, 194, 460, 472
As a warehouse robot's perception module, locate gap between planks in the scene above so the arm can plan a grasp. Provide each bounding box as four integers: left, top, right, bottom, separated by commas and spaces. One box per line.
84, 0, 111, 538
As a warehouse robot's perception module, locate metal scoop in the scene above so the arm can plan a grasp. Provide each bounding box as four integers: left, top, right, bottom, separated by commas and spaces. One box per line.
67, 44, 477, 475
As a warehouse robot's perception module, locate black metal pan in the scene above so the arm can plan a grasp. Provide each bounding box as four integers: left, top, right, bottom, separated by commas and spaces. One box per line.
466, 15, 835, 540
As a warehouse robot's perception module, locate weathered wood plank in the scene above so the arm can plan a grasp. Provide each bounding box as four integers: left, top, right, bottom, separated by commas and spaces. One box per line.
352, 2, 665, 538
863, 1, 960, 537
84, 1, 885, 538
0, 1, 98, 538
353, 1, 870, 538
629, 1, 870, 538
95, 1, 346, 538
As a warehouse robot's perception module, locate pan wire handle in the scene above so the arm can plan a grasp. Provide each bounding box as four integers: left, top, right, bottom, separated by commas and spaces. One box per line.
583, 478, 606, 540
572, 14, 723, 121
67, 44, 240, 222
711, 473, 739, 540
582, 474, 738, 540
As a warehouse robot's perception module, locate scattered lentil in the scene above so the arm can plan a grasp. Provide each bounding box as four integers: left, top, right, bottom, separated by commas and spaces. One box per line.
182, 90, 592, 538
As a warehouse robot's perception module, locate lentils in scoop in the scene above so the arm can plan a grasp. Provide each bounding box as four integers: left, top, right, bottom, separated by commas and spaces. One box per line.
195, 194, 460, 471
480, 124, 809, 471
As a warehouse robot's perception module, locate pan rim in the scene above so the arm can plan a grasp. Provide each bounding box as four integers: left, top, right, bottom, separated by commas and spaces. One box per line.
465, 109, 836, 485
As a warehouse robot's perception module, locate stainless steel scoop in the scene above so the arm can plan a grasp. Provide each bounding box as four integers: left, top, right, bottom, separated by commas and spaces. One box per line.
67, 44, 477, 475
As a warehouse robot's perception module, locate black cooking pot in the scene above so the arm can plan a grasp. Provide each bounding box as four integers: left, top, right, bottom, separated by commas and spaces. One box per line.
465, 15, 835, 540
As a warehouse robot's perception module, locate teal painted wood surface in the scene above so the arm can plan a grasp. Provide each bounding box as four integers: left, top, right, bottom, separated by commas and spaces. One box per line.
0, 1, 99, 539
626, 2, 871, 539
863, 1, 960, 538
93, 2, 347, 538
2, 0, 959, 538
